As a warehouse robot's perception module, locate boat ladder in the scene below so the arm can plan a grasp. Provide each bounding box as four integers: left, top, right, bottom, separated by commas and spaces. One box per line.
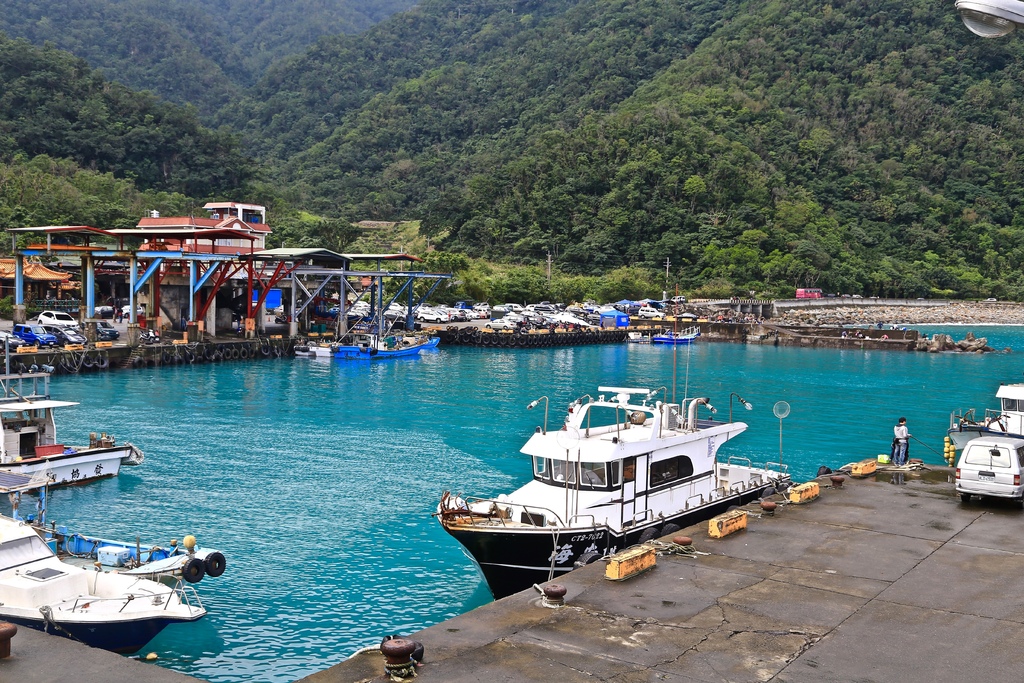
122, 347, 144, 369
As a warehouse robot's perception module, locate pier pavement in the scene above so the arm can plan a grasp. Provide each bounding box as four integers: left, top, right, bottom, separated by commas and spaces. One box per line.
302, 466, 1024, 682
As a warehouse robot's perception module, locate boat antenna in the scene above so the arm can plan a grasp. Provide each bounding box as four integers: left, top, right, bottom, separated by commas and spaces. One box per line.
671, 285, 679, 404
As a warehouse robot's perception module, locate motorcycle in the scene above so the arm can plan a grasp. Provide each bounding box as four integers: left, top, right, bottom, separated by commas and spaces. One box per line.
139, 328, 159, 345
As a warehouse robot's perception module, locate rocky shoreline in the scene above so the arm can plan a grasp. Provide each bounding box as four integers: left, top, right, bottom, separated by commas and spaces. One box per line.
772, 301, 1024, 327
760, 302, 1023, 353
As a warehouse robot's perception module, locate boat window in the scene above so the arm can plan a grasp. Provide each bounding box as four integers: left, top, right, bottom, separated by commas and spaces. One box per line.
0, 535, 54, 572
964, 446, 1012, 468
534, 456, 548, 479
650, 456, 695, 487
579, 462, 607, 487
609, 461, 621, 487
623, 457, 636, 483
551, 459, 576, 484
1003, 398, 1019, 412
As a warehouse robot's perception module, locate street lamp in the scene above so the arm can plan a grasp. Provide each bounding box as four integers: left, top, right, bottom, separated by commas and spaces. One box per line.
956, 0, 1024, 37
729, 393, 752, 423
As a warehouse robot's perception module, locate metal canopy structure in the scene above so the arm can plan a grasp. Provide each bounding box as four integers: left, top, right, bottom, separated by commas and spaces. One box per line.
241, 249, 448, 335
8, 224, 254, 328
6, 225, 453, 340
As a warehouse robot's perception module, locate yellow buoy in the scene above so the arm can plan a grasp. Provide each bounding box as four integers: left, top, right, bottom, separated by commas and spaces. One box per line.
183, 535, 196, 551
145, 652, 158, 661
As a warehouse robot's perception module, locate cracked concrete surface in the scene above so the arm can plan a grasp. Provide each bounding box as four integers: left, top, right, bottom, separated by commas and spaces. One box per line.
301, 468, 1024, 683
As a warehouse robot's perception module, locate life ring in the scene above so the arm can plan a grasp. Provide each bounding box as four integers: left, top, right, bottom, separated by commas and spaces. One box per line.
239, 347, 249, 360
203, 551, 226, 578
181, 557, 205, 583
96, 355, 109, 370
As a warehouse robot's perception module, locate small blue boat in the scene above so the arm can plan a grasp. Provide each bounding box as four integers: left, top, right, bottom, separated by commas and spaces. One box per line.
651, 326, 700, 345
333, 333, 440, 359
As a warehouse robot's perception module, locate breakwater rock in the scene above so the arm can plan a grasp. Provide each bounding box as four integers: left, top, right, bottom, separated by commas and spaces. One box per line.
773, 301, 1024, 326
916, 332, 992, 353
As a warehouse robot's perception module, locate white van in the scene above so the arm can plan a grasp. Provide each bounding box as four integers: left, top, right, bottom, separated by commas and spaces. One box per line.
955, 436, 1024, 505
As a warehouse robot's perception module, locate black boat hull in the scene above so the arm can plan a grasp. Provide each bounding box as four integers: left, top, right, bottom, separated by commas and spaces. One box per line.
444, 485, 773, 599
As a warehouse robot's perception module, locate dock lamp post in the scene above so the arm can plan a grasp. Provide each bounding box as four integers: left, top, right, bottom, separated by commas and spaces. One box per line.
956, 0, 1024, 37
729, 393, 752, 423
528, 396, 550, 434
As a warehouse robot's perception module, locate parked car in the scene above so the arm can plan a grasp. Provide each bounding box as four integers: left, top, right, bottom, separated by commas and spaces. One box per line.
956, 436, 1024, 505
95, 305, 115, 319
121, 304, 146, 317
12, 324, 58, 347
95, 321, 120, 341
0, 330, 29, 349
485, 317, 520, 330
416, 307, 449, 324
41, 325, 87, 346
37, 310, 79, 329
637, 306, 662, 319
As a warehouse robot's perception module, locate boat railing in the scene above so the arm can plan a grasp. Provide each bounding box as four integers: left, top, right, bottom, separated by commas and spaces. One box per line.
625, 509, 652, 528
170, 580, 204, 613
566, 514, 598, 528
764, 461, 790, 475
685, 493, 704, 510
725, 456, 753, 468
440, 493, 569, 528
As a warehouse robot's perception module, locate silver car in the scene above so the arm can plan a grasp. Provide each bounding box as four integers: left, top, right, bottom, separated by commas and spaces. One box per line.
956, 436, 1024, 505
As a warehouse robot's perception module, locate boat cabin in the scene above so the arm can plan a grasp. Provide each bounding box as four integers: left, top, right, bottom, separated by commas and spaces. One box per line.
994, 384, 1024, 435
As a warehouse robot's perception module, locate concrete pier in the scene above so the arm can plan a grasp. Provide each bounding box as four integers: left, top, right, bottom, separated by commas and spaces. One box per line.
304, 467, 1024, 682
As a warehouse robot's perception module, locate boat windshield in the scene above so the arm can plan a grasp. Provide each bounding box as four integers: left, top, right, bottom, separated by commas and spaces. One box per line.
532, 457, 620, 490
0, 534, 54, 571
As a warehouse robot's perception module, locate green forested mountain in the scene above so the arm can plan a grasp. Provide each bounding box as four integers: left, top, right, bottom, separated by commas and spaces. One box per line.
239, 0, 1024, 298
0, 34, 252, 199
3, 0, 1024, 299
0, 0, 417, 116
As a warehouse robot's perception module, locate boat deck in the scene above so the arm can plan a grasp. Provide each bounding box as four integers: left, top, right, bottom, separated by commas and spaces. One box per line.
302, 466, 1024, 682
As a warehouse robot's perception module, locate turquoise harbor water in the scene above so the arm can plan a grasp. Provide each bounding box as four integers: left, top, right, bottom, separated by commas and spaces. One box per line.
33, 326, 1024, 682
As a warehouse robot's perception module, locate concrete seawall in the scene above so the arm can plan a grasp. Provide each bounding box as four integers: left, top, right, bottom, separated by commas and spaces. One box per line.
304, 466, 1024, 683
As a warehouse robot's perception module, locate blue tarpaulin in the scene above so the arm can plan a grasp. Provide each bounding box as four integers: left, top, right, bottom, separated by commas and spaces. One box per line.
253, 290, 282, 309
600, 310, 630, 328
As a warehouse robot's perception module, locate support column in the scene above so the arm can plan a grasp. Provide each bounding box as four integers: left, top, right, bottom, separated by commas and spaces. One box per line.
12, 255, 25, 324
127, 255, 139, 347
289, 277, 299, 337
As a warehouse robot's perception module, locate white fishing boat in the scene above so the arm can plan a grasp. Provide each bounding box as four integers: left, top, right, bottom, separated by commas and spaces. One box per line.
0, 373, 143, 486
0, 482, 205, 653
437, 386, 790, 598
948, 383, 1024, 450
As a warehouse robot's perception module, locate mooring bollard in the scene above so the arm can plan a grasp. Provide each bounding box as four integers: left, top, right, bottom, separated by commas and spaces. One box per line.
0, 621, 17, 659
542, 583, 566, 607
830, 475, 846, 488
380, 636, 417, 680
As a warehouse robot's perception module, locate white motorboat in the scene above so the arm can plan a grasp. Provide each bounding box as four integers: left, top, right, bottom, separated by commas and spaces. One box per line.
0, 508, 205, 653
438, 386, 790, 598
0, 373, 143, 486
948, 383, 1024, 450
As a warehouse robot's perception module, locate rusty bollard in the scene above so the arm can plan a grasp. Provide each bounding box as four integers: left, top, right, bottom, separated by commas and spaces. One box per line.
380, 637, 417, 680
542, 583, 566, 608
760, 500, 778, 516
672, 535, 693, 547
0, 622, 17, 658
830, 475, 846, 489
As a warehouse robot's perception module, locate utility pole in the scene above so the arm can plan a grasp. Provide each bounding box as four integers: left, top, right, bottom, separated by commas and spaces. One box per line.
664, 257, 671, 284
547, 252, 552, 285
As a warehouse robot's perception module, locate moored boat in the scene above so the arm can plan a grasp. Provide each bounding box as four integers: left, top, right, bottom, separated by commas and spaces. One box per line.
0, 373, 143, 486
948, 383, 1024, 450
333, 332, 439, 359
0, 512, 205, 652
651, 326, 700, 344
437, 386, 790, 598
